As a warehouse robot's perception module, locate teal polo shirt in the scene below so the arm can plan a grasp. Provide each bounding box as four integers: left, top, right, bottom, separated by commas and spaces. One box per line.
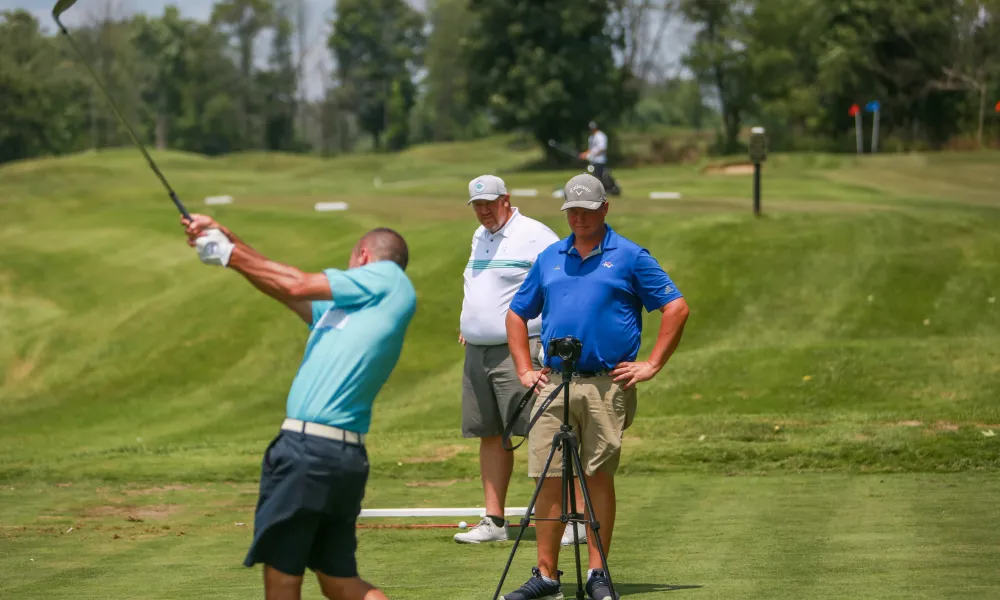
284, 260, 417, 434
509, 225, 682, 373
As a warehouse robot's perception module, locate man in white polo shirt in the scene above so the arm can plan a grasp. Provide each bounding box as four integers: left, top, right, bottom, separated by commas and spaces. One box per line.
580, 121, 621, 196
455, 174, 581, 545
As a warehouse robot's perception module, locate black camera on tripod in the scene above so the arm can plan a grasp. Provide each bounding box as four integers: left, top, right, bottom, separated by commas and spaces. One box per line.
547, 336, 583, 364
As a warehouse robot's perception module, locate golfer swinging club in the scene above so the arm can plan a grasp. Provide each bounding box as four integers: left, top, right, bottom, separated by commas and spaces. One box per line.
580, 121, 621, 196
182, 214, 416, 600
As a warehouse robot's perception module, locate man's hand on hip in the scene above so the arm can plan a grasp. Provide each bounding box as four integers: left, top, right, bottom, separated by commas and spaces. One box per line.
611, 360, 660, 390
518, 368, 551, 395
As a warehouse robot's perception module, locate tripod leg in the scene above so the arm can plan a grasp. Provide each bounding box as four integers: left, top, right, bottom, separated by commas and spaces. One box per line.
569, 449, 619, 600
492, 434, 563, 600
564, 436, 586, 599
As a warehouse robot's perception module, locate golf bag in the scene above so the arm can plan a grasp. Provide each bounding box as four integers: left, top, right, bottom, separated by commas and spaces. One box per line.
591, 164, 622, 196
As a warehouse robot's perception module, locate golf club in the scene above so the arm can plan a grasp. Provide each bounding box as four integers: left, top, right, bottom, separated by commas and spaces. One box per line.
52, 0, 192, 221
547, 138, 580, 159
548, 139, 596, 174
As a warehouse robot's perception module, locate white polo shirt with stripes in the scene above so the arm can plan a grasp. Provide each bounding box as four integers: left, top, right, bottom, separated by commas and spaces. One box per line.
460, 208, 560, 346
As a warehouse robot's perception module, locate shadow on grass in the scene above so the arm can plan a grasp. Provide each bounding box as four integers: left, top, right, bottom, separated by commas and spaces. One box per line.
508, 526, 537, 542
502, 530, 704, 595
615, 583, 704, 594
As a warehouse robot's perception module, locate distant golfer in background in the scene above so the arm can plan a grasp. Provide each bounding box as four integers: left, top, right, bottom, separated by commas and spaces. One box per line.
454, 175, 580, 544
182, 213, 416, 600
580, 121, 621, 196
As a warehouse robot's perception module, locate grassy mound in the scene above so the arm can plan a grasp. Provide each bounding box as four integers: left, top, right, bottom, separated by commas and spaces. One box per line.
3, 142, 1000, 600
2, 143, 999, 483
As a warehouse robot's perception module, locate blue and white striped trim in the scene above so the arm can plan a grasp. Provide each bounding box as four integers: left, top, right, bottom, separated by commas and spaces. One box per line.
466, 259, 534, 270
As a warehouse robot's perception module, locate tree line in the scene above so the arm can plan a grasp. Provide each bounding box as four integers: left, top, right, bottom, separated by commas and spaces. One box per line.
1, 0, 999, 166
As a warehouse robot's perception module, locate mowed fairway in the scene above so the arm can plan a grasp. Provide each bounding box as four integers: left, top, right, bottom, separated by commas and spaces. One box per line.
2, 139, 1000, 599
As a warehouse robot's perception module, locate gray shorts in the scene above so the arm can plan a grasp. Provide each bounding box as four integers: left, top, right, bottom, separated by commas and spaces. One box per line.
462, 338, 543, 438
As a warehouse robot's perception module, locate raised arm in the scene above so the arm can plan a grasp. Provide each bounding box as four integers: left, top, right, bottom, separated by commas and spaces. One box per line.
182, 214, 327, 325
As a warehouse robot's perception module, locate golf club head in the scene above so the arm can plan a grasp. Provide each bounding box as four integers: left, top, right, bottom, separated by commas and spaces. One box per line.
52, 0, 78, 20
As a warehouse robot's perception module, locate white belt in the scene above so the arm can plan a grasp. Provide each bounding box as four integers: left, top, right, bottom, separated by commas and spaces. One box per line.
281, 418, 366, 446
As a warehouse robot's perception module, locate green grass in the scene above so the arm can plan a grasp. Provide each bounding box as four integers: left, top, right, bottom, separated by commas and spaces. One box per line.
3, 475, 998, 599
2, 138, 1000, 598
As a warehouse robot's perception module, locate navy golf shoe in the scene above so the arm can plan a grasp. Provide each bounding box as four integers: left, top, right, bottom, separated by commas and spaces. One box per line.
501, 567, 564, 600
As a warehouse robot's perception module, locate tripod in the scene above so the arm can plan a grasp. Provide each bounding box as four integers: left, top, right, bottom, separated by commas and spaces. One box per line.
492, 354, 618, 600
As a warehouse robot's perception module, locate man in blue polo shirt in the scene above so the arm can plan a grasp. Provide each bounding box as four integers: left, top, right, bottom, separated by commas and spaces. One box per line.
182, 213, 416, 600
501, 173, 690, 600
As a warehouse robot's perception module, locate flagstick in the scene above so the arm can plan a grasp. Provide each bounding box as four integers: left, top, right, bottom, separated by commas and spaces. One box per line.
871, 108, 880, 153
855, 111, 863, 154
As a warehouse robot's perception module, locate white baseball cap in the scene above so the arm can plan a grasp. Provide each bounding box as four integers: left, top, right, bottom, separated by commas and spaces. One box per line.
560, 173, 606, 210
468, 175, 507, 204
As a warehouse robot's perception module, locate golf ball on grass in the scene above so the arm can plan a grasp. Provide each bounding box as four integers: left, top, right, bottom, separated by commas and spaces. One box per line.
458, 521, 468, 529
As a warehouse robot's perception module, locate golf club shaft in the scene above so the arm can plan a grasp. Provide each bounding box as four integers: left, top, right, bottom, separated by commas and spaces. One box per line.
549, 140, 583, 161
55, 18, 192, 221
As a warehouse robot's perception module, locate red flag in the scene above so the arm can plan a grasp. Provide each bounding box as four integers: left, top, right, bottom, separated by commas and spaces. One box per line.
995, 100, 1000, 113
848, 104, 860, 117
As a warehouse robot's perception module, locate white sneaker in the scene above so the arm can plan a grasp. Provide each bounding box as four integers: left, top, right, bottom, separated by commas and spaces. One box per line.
561, 522, 587, 546
454, 517, 508, 544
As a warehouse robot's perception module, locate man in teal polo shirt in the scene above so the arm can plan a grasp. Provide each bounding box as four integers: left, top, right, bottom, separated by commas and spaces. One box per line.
500, 173, 690, 600
182, 213, 416, 600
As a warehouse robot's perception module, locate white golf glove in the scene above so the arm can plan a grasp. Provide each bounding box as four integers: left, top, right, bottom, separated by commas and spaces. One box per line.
195, 228, 234, 267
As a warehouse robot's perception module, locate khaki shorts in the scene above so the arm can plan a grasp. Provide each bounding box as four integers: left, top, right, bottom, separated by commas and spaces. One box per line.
527, 375, 637, 478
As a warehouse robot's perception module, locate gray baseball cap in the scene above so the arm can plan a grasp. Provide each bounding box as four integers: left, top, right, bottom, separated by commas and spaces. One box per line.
468, 174, 507, 203
560, 173, 606, 210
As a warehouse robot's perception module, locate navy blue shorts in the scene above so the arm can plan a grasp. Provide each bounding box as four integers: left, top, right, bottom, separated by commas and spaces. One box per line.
243, 429, 370, 577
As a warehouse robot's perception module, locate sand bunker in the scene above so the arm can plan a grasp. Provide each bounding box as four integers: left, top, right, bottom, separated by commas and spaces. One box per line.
702, 162, 756, 176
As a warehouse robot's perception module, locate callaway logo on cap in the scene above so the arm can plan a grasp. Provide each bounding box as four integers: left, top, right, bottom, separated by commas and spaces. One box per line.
560, 173, 606, 211
468, 175, 507, 204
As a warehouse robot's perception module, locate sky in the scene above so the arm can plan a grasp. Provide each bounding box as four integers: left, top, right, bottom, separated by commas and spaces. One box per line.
2, 0, 690, 101
2, 0, 424, 100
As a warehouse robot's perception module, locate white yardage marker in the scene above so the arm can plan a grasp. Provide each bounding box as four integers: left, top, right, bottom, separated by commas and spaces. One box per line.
649, 192, 682, 200
314, 202, 349, 212
511, 189, 539, 197
204, 195, 233, 205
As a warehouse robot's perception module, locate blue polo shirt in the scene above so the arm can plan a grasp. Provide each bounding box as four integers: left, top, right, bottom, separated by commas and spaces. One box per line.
508, 225, 682, 373
284, 260, 417, 433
